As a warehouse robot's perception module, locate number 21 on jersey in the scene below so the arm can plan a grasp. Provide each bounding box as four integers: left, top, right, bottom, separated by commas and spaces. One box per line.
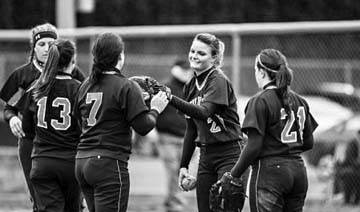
280, 107, 305, 143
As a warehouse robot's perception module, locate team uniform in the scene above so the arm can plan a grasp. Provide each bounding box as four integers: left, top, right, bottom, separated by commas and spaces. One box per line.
242, 88, 318, 212
0, 60, 84, 211
19, 73, 82, 212
181, 67, 243, 212
74, 70, 149, 212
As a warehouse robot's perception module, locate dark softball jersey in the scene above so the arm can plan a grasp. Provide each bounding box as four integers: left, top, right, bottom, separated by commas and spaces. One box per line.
242, 89, 318, 157
74, 71, 150, 162
183, 68, 242, 144
0, 61, 84, 139
23, 74, 81, 161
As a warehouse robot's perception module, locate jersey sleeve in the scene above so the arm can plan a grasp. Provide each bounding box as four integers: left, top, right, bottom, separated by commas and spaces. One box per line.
0, 69, 23, 104
302, 104, 319, 139
241, 97, 268, 136
202, 76, 230, 106
72, 66, 86, 82
125, 81, 149, 122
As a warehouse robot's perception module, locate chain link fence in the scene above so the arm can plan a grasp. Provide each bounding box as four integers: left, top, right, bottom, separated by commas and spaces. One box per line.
1, 21, 360, 204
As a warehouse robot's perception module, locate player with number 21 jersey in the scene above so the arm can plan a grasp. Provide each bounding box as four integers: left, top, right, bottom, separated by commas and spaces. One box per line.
242, 89, 317, 157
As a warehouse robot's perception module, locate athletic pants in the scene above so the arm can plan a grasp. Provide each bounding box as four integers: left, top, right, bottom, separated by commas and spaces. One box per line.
30, 157, 80, 212
75, 156, 130, 212
196, 141, 242, 212
249, 156, 308, 212
18, 137, 38, 211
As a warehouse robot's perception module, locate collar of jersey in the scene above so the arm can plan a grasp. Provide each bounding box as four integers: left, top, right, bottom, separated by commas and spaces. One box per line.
32, 59, 43, 73
55, 72, 72, 79
102, 68, 121, 75
55, 75, 72, 80
195, 68, 215, 91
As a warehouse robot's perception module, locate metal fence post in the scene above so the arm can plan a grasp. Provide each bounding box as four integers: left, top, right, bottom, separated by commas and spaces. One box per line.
232, 33, 241, 95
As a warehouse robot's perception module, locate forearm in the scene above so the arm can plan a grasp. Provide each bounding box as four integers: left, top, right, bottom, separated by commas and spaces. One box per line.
169, 95, 216, 120
302, 134, 314, 151
131, 110, 159, 136
180, 119, 197, 169
3, 104, 18, 123
230, 129, 263, 178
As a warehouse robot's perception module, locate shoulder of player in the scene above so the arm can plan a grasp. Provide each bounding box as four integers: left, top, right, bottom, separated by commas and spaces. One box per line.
10, 62, 34, 77
289, 90, 310, 108
247, 90, 273, 108
207, 69, 230, 84
65, 77, 82, 88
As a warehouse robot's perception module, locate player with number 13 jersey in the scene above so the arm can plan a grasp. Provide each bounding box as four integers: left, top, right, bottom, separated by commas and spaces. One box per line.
22, 40, 82, 211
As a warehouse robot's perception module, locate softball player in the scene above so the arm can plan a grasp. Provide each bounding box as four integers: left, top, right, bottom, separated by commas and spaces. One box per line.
0, 23, 84, 212
168, 33, 243, 212
74, 32, 169, 212
20, 39, 81, 212
224, 49, 318, 212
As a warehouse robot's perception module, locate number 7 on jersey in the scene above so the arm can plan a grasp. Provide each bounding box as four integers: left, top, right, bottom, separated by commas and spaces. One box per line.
86, 92, 103, 126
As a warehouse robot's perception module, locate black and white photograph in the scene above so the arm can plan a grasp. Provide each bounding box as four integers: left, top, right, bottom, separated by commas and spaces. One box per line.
1, 1, 360, 212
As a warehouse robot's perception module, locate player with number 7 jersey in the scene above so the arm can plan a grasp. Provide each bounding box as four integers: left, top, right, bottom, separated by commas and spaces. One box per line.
73, 33, 169, 212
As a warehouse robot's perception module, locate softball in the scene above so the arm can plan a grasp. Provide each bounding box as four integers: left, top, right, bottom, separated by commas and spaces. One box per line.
181, 175, 197, 191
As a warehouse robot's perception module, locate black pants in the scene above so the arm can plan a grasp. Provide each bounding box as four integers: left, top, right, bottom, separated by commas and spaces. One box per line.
249, 156, 308, 212
30, 157, 80, 212
75, 156, 130, 212
196, 141, 241, 212
18, 138, 38, 211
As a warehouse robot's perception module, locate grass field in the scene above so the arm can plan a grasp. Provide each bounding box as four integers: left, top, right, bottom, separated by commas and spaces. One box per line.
0, 146, 359, 212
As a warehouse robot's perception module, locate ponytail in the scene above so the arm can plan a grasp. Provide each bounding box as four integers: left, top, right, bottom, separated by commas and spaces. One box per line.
256, 49, 293, 114
90, 32, 125, 84
275, 64, 293, 114
30, 44, 60, 102
89, 62, 103, 84
215, 40, 225, 68
28, 39, 75, 102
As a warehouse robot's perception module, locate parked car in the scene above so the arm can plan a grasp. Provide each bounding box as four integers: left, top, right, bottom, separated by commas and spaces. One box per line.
301, 82, 360, 112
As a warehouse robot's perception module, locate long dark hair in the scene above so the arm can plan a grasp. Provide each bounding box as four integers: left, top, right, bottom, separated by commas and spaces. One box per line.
29, 39, 75, 101
256, 49, 293, 114
90, 32, 125, 84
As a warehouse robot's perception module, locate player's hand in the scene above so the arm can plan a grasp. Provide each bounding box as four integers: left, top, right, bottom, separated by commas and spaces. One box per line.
150, 91, 169, 113
9, 116, 25, 138
178, 167, 189, 191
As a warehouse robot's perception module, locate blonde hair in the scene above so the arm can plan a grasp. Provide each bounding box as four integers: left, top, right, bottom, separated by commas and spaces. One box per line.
193, 33, 225, 68
29, 23, 58, 61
